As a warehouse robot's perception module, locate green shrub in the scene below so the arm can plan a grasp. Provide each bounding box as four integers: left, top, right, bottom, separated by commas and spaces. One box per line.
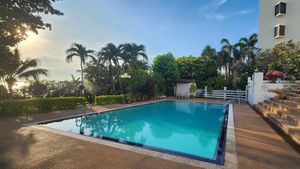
95, 95, 125, 105
0, 97, 86, 118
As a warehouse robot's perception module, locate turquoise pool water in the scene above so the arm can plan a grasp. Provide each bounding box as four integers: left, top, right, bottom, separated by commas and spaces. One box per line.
43, 101, 226, 160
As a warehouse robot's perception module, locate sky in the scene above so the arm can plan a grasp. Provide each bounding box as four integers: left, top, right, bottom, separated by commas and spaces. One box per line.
18, 0, 259, 81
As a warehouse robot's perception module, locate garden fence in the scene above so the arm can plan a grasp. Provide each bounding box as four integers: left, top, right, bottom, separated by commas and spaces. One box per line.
196, 87, 246, 102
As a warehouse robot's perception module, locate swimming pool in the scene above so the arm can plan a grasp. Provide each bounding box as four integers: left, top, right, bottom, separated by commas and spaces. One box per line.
41, 101, 228, 164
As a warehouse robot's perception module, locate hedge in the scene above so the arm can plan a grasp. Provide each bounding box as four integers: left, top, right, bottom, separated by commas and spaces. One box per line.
95, 95, 125, 105
0, 97, 86, 118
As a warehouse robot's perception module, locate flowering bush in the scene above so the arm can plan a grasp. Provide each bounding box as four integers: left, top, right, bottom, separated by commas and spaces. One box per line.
266, 70, 285, 82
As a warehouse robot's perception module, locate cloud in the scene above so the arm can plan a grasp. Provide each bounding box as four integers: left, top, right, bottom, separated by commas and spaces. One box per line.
199, 0, 253, 22
205, 14, 226, 21
199, 0, 228, 12
237, 9, 253, 15
216, 0, 228, 7
204, 9, 253, 21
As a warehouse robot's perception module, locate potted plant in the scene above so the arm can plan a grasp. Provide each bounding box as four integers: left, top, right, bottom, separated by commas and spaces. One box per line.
269, 89, 287, 99
189, 82, 197, 98
265, 70, 285, 83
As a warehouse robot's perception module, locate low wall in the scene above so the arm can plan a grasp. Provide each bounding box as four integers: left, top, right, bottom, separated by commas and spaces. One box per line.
247, 72, 285, 105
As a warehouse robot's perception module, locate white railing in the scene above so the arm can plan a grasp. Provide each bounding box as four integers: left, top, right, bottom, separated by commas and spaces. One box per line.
196, 87, 246, 102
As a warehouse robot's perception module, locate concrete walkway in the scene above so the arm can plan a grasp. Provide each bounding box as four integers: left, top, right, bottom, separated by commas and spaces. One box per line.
234, 104, 300, 169
0, 99, 299, 169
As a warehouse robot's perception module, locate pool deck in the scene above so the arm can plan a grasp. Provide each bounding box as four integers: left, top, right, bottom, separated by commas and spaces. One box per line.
0, 98, 299, 169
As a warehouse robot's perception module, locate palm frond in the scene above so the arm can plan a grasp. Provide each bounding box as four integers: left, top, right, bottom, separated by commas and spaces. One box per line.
18, 68, 48, 80
65, 53, 78, 63
16, 59, 39, 74
221, 38, 230, 45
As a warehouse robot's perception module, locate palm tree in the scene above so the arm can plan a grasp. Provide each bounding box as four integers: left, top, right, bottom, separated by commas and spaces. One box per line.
120, 43, 148, 70
201, 45, 217, 58
97, 43, 122, 93
65, 43, 95, 86
221, 38, 242, 87
238, 33, 258, 63
1, 49, 48, 94
217, 50, 231, 79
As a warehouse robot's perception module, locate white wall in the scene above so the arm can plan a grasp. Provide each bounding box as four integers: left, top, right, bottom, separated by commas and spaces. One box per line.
247, 72, 284, 105
258, 0, 300, 49
176, 83, 191, 98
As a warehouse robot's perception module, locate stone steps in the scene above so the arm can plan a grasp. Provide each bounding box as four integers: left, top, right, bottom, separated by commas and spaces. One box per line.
287, 96, 300, 102
269, 115, 300, 145
270, 98, 300, 109
261, 100, 300, 116
255, 89, 300, 145
256, 104, 276, 117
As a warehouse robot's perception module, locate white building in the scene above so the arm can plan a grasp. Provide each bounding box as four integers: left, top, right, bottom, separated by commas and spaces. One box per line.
258, 0, 300, 49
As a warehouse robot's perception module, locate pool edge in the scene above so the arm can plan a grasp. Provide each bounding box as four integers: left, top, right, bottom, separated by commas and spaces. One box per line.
27, 100, 237, 169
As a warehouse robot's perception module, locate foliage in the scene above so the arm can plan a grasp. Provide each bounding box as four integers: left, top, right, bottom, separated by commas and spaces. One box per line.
128, 69, 149, 98
152, 53, 179, 96
0, 97, 86, 118
125, 94, 134, 103
65, 43, 95, 86
119, 43, 148, 70
95, 95, 125, 105
27, 81, 48, 97
189, 82, 197, 93
176, 55, 219, 88
201, 45, 217, 58
0, 85, 8, 100
256, 41, 300, 80
84, 62, 111, 95
84, 92, 95, 104
0, 49, 48, 94
220, 34, 258, 87
204, 75, 226, 90
176, 56, 196, 79
142, 79, 156, 99
0, 0, 63, 47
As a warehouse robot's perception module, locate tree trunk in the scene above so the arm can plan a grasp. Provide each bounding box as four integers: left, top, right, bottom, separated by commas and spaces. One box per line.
224, 64, 228, 80
109, 60, 115, 94
6, 79, 14, 98
232, 60, 241, 88
80, 61, 84, 86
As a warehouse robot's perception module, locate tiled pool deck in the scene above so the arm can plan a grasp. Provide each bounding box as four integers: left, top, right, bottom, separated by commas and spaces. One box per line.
0, 98, 299, 169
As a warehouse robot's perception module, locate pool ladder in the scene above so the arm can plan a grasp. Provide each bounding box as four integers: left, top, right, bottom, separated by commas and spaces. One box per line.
224, 100, 235, 108
75, 102, 96, 116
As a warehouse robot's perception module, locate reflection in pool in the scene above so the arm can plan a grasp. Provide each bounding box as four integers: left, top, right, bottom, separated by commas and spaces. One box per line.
43, 101, 226, 161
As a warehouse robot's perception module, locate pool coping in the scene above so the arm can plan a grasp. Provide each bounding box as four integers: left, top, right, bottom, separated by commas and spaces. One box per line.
28, 100, 237, 169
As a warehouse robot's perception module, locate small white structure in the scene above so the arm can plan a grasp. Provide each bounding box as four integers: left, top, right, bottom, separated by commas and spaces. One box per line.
175, 79, 194, 98
247, 72, 283, 105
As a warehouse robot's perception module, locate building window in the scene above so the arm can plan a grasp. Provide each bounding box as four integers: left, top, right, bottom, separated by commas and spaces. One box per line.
274, 25, 285, 38
275, 2, 287, 16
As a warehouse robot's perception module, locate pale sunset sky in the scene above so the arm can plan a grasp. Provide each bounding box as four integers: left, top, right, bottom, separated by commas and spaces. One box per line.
18, 0, 259, 81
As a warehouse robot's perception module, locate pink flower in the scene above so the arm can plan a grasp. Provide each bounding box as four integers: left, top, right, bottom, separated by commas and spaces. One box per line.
266, 70, 285, 79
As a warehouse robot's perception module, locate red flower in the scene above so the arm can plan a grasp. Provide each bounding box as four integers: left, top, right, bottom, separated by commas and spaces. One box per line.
266, 70, 285, 79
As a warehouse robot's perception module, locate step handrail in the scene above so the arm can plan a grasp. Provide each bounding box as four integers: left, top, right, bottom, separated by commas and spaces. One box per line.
224, 100, 236, 107
75, 102, 96, 116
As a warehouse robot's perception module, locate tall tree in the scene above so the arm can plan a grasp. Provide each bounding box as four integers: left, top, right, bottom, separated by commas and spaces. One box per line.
120, 43, 148, 70
201, 45, 217, 58
97, 43, 122, 93
152, 53, 179, 96
221, 38, 242, 87
217, 50, 231, 79
0, 49, 48, 94
65, 43, 95, 86
238, 33, 258, 63
0, 0, 63, 47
